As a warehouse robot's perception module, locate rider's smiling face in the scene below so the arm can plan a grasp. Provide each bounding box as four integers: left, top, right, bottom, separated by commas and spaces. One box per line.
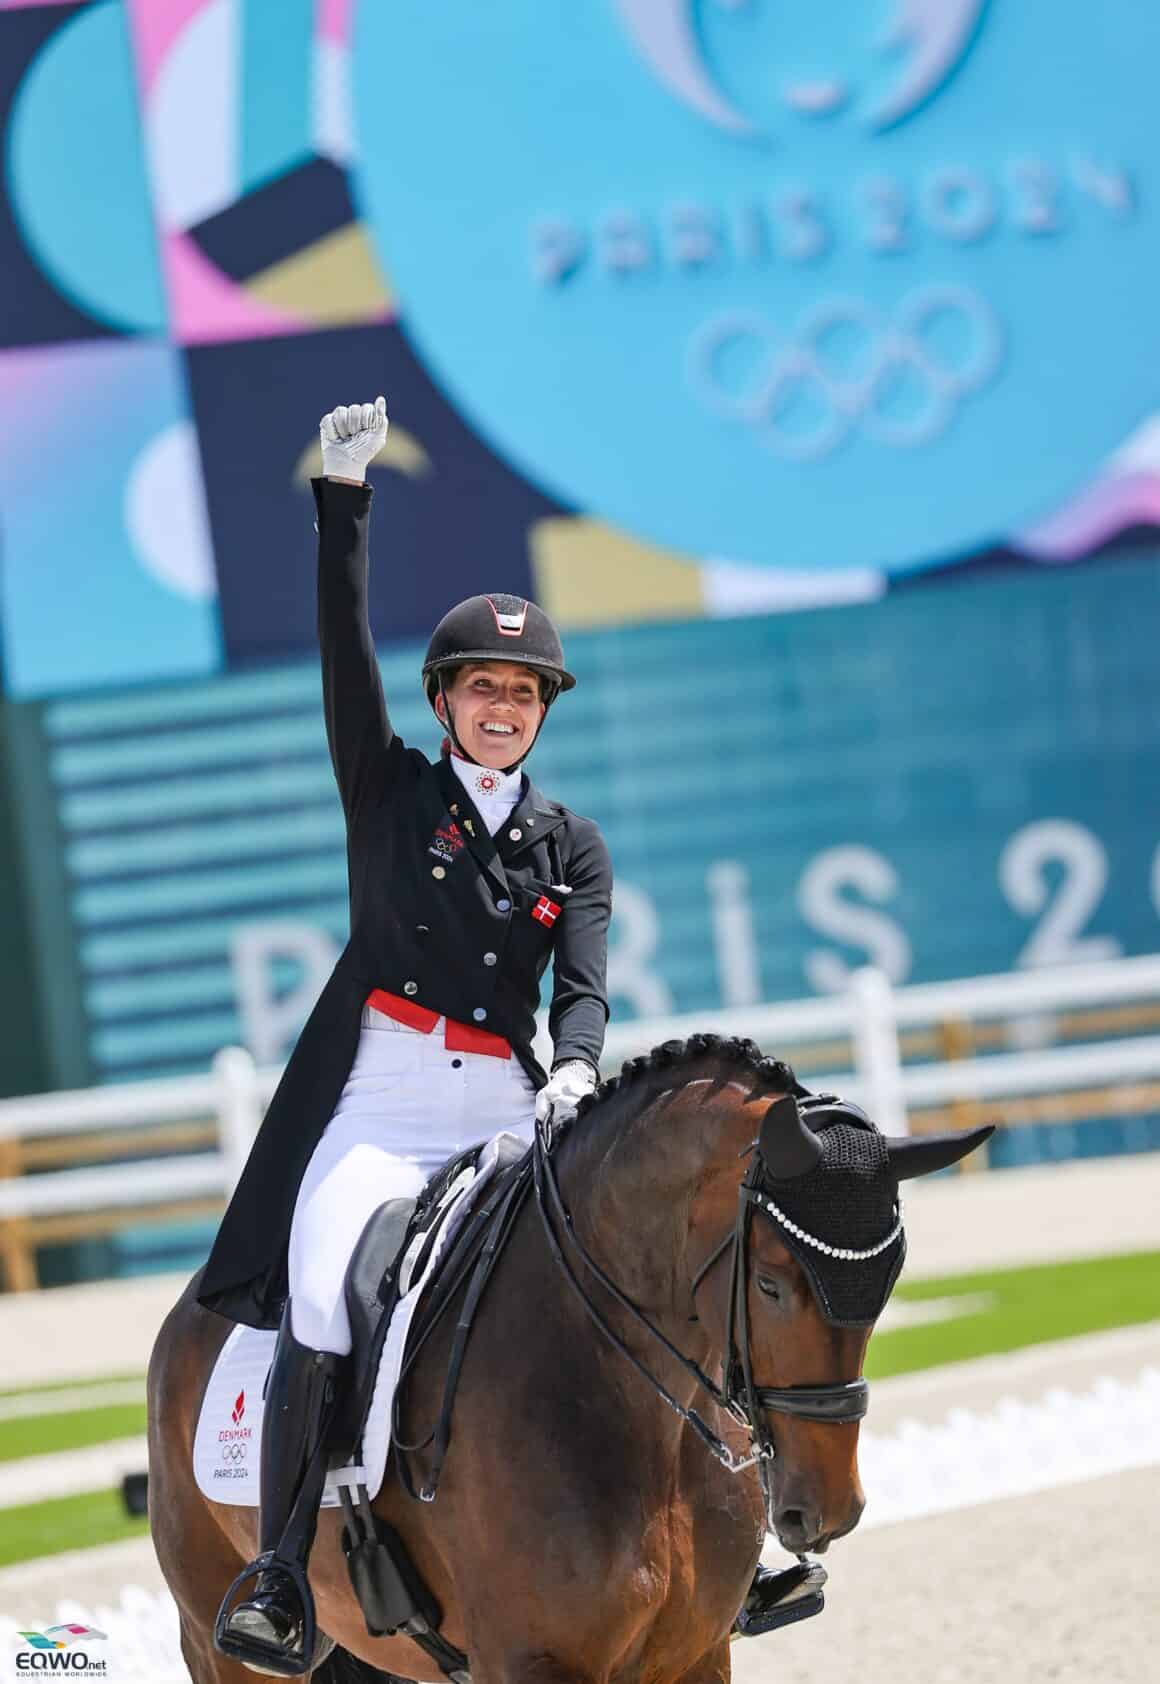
438, 661, 546, 768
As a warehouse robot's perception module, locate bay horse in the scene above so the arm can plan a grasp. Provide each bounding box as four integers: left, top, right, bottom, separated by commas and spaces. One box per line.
148, 1034, 988, 1684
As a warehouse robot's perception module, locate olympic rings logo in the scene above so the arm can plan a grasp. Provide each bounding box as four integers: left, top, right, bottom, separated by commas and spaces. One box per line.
687, 286, 1003, 460
220, 1442, 247, 1464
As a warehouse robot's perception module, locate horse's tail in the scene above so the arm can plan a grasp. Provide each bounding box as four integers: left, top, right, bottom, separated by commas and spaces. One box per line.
313, 1647, 408, 1683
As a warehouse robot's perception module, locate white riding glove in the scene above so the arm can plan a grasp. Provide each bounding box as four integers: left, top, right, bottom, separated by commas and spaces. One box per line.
535, 1059, 598, 1130
320, 396, 389, 482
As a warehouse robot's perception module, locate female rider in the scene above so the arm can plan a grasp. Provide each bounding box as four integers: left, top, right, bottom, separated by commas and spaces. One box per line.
203, 399, 804, 1675
203, 397, 608, 1672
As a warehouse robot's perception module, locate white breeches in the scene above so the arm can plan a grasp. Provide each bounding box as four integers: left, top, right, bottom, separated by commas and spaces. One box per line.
287, 1006, 537, 1353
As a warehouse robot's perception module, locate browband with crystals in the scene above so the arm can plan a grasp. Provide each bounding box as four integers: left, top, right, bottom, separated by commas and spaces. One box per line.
751, 1189, 905, 1261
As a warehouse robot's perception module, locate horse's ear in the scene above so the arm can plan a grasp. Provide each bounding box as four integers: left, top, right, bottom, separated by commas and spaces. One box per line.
884, 1124, 995, 1181
758, 1094, 824, 1180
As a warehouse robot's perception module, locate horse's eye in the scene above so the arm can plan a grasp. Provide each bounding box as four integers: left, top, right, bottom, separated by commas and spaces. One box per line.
756, 1275, 781, 1301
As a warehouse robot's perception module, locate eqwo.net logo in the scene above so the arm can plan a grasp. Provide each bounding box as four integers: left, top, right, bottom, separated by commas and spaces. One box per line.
354, 0, 1159, 575
13, 1626, 107, 1675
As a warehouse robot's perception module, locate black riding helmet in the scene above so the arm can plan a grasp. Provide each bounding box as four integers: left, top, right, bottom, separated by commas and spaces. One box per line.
422, 593, 575, 770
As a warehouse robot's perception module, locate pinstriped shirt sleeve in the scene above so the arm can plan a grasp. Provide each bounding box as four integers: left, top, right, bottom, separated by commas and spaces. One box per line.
312, 477, 393, 823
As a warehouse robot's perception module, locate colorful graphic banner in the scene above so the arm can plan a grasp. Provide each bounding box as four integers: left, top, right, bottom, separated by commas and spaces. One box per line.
0, 1, 1156, 693
353, 0, 1160, 576
0, 338, 220, 693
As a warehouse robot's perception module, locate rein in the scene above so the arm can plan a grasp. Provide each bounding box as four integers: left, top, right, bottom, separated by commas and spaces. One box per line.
391, 1161, 534, 1502
532, 1120, 752, 1469
532, 1116, 869, 1483
389, 1098, 873, 1507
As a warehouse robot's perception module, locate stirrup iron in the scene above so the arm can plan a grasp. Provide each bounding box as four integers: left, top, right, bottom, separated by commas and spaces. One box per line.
732, 1557, 827, 1639
215, 1552, 317, 1677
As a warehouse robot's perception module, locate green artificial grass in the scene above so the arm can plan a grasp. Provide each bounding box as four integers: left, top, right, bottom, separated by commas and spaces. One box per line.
0, 1488, 149, 1570
867, 1249, 1160, 1378
0, 1402, 147, 1464
0, 1372, 144, 1400
0, 1256, 1156, 1568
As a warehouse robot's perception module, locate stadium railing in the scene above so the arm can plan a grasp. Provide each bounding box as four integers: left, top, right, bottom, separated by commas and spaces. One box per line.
1, 955, 1159, 1290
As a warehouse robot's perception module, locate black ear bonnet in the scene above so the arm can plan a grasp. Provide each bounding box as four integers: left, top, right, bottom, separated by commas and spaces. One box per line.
755, 1095, 906, 1327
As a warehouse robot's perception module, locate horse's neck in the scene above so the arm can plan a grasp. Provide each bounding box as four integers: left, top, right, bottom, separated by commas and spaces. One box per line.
507, 1074, 763, 1509
559, 1072, 753, 1319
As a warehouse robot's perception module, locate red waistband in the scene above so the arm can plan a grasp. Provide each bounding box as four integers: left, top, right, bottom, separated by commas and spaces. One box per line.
365, 989, 513, 1060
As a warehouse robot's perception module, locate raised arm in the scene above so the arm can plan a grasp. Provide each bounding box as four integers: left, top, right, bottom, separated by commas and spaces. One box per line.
313, 398, 393, 823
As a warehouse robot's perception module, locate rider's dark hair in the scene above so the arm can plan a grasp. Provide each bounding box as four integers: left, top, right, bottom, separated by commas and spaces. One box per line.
574, 1034, 797, 1123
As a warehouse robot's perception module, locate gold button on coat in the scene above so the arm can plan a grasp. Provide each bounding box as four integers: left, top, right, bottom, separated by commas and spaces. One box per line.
432, 866, 446, 879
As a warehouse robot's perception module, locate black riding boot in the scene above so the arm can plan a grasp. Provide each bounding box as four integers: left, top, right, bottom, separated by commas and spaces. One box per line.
214, 1308, 342, 1677
732, 1558, 828, 1637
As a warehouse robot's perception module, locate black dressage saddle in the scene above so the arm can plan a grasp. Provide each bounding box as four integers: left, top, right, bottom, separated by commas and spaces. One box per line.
328, 1132, 531, 1465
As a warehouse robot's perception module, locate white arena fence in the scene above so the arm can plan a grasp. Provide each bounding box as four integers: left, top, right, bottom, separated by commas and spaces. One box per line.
1, 956, 1159, 1289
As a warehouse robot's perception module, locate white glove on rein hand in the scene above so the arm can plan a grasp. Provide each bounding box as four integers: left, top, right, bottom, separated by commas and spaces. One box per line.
320, 396, 389, 482
535, 1059, 598, 1128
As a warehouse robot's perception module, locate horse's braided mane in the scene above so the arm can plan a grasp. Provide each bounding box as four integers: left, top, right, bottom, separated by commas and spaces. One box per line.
572, 1033, 797, 1125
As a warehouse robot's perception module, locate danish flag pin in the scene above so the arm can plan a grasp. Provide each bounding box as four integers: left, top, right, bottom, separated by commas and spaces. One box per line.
532, 896, 561, 926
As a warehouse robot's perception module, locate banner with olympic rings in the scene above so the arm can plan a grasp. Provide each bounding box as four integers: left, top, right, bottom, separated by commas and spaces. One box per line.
0, 1, 1158, 697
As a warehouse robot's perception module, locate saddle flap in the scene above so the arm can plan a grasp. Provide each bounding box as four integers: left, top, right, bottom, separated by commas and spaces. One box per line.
334, 1196, 419, 1453
331, 1133, 530, 1465
194, 1131, 530, 1509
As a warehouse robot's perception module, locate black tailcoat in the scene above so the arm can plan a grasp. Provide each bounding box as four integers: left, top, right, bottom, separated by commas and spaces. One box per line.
198, 480, 611, 1329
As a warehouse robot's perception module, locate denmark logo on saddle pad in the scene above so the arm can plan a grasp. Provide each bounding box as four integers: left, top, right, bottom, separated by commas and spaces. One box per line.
192, 1137, 514, 1507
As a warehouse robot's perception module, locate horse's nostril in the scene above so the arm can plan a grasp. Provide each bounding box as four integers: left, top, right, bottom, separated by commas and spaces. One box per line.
773, 1505, 820, 1551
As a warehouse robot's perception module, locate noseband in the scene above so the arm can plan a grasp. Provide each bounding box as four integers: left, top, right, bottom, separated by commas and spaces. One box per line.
722, 1151, 873, 1480
532, 1118, 875, 1486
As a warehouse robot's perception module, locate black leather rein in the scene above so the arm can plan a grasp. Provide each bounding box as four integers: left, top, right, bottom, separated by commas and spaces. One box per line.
532, 1120, 869, 1478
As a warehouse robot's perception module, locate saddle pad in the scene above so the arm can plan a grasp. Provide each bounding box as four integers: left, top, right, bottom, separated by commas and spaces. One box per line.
193, 1132, 517, 1508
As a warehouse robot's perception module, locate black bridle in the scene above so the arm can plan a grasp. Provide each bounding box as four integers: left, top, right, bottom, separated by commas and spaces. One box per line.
532, 1120, 870, 1494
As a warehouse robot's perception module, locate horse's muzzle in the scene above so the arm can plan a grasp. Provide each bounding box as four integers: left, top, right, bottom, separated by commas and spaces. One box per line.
771, 1486, 864, 1554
